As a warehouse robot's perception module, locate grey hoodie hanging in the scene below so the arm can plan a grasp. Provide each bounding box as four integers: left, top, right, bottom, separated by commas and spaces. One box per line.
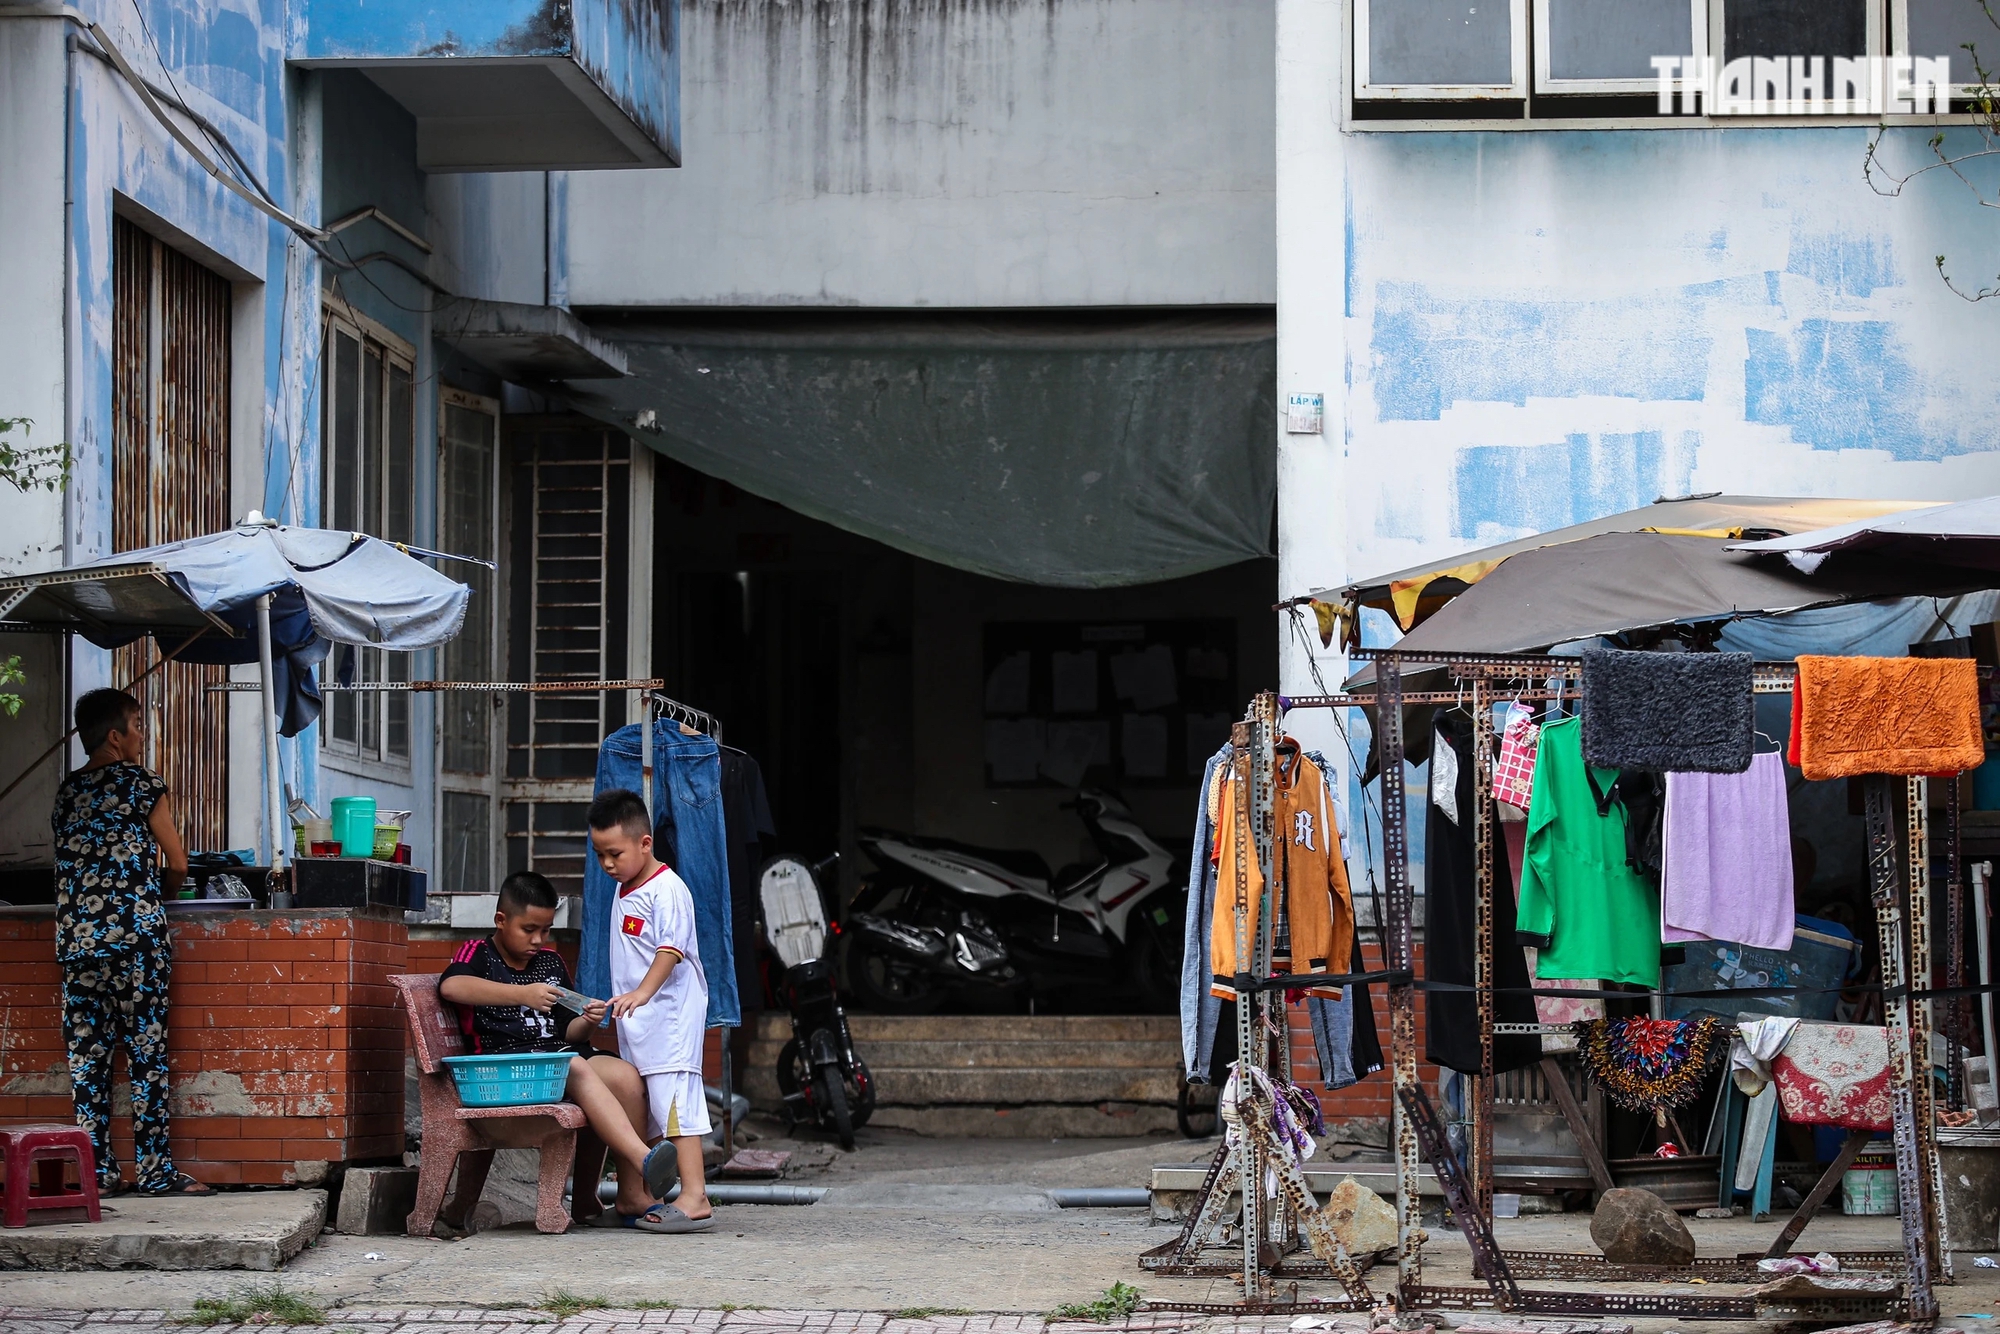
1580, 648, 1754, 774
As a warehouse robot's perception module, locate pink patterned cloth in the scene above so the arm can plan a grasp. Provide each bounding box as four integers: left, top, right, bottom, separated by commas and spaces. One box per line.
1772, 1022, 1892, 1130
1493, 705, 1539, 811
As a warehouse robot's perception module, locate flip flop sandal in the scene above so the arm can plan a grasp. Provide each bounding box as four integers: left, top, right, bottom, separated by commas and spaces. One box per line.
138, 1171, 212, 1197
641, 1141, 679, 1200
625, 1204, 714, 1235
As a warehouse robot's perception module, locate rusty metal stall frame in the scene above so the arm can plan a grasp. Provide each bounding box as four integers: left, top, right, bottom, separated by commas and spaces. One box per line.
1144, 648, 1946, 1324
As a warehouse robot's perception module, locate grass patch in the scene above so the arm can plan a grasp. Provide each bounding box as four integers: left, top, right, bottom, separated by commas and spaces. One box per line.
539, 1290, 611, 1319
887, 1309, 976, 1320
1048, 1282, 1143, 1323
179, 1282, 327, 1326
629, 1300, 679, 1311
716, 1304, 763, 1313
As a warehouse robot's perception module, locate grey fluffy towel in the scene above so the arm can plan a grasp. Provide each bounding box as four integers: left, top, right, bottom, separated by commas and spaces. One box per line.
1580, 648, 1754, 774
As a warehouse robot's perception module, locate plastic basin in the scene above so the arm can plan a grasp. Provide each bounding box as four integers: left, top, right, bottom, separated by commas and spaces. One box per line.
441, 1051, 574, 1107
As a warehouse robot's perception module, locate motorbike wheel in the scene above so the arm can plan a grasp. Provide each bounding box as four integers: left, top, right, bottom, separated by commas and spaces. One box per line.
819, 1065, 856, 1151
841, 933, 945, 1014
1124, 900, 1185, 1013
1176, 1071, 1220, 1140
846, 1055, 877, 1130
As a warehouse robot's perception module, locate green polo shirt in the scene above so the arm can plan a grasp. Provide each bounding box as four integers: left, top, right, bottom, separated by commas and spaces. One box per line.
1517, 716, 1662, 987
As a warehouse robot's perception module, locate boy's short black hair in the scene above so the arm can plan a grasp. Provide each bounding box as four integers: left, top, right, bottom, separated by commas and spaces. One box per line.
586, 788, 651, 840
76, 689, 141, 754
497, 871, 559, 916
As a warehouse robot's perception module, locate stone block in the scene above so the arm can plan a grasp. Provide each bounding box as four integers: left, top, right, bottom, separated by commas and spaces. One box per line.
1589, 1187, 1695, 1266
1320, 1175, 1398, 1256
335, 1165, 418, 1235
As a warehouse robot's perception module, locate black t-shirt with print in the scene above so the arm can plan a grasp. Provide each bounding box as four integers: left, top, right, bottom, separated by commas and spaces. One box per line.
440, 938, 587, 1056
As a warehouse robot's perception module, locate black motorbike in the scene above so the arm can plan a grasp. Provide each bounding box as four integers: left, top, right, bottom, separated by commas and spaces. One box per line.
840, 789, 1186, 1014
758, 853, 874, 1150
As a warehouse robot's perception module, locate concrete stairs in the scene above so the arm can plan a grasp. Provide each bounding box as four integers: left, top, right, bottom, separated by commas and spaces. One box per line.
743, 1012, 1181, 1137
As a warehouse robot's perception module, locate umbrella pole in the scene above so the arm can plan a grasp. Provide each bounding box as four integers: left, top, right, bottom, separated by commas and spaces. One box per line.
255, 594, 289, 875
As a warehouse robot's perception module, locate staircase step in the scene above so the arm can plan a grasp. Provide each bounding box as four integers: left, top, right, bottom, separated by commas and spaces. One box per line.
756, 1012, 1176, 1042
747, 1038, 1179, 1069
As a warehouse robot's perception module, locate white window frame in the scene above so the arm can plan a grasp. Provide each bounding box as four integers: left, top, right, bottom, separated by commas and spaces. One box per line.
1355, 0, 1530, 100
1891, 0, 1994, 100
320, 306, 418, 775
1708, 0, 1887, 82
1534, 0, 1708, 93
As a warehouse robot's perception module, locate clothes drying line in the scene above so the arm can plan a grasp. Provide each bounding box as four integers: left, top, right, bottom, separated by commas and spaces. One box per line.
205, 678, 664, 694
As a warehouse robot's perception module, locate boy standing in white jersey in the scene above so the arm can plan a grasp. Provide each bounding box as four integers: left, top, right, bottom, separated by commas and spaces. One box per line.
588, 788, 714, 1232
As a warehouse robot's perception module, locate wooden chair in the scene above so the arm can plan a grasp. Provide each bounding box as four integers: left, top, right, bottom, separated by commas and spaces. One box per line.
391, 974, 585, 1236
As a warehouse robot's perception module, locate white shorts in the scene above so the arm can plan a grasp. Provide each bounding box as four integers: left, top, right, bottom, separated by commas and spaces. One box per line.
644, 1070, 712, 1140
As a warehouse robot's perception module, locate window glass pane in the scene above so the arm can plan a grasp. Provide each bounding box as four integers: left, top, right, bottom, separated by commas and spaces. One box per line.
359, 646, 382, 760
439, 791, 491, 896
1548, 0, 1694, 78
386, 361, 413, 545
1368, 0, 1513, 84
440, 403, 496, 774
1724, 0, 1868, 60
386, 652, 410, 761
328, 330, 360, 532
362, 346, 384, 537
328, 682, 355, 750
1907, 0, 1995, 75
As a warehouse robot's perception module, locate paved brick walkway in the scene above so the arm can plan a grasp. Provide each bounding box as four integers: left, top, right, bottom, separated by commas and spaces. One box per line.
0, 1308, 1301, 1334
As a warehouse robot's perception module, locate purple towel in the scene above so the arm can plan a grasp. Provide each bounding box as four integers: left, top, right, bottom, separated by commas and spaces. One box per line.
1661, 752, 1795, 950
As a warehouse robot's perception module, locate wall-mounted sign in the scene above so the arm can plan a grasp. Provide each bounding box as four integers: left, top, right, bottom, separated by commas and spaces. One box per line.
1286, 392, 1324, 435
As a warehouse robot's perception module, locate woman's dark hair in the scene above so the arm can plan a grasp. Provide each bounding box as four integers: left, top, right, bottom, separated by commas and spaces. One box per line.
75, 689, 141, 754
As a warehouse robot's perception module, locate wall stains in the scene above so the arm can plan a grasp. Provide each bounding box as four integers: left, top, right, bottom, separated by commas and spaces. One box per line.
1745, 319, 1927, 458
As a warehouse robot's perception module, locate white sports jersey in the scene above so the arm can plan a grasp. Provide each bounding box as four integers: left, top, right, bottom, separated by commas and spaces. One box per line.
609, 864, 708, 1076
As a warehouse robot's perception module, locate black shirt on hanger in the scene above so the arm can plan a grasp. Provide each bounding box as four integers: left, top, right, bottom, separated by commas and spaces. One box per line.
720, 750, 777, 1013
1425, 711, 1542, 1076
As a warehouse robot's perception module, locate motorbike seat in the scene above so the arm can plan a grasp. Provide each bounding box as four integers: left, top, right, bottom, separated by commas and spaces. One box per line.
876, 830, 1052, 883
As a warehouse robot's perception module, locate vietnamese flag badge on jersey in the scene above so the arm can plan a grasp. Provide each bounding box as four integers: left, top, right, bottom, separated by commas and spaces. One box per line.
622, 915, 645, 937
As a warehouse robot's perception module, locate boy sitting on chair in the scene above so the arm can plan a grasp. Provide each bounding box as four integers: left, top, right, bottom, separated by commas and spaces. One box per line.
438, 872, 675, 1234
588, 788, 715, 1233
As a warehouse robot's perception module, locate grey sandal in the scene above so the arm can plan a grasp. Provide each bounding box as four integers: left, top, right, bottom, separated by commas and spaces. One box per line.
602, 1203, 714, 1234
641, 1141, 679, 1199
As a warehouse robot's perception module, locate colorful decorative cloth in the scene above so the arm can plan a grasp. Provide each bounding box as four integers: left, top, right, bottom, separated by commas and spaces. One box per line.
1771, 1021, 1892, 1130
1571, 1016, 1730, 1114
1493, 704, 1539, 811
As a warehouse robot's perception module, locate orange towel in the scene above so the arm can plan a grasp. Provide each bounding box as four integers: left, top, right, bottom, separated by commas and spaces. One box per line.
1791, 655, 1984, 781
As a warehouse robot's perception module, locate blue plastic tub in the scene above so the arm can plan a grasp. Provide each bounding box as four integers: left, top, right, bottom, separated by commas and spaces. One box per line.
441, 1051, 574, 1107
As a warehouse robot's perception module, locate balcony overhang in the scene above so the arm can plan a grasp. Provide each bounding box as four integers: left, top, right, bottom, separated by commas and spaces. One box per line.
435, 297, 629, 381
292, 0, 679, 172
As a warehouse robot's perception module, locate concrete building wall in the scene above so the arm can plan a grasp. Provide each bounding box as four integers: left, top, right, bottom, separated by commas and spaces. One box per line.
0, 18, 74, 866
566, 0, 1278, 309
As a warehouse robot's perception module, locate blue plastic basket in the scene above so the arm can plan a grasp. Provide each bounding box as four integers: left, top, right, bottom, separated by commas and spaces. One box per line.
441, 1051, 573, 1107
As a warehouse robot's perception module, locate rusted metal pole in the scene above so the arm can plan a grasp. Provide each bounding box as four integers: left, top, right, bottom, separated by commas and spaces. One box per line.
1375, 652, 1423, 1300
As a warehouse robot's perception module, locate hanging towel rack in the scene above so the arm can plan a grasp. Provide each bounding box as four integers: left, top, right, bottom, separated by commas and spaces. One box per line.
638, 690, 721, 825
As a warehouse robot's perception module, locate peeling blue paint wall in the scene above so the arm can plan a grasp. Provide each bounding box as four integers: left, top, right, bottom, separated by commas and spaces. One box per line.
1341, 125, 2000, 574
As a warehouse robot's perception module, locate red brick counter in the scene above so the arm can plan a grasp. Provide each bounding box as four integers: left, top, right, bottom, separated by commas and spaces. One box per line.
0, 906, 407, 1186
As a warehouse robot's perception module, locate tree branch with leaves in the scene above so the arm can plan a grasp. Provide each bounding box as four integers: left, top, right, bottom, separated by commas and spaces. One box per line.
0, 416, 73, 717
1863, 2, 2000, 300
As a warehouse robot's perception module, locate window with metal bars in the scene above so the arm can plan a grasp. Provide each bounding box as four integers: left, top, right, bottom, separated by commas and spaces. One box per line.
109, 215, 231, 853
320, 315, 415, 767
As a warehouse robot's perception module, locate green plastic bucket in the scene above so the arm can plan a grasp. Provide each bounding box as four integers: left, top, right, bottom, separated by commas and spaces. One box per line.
331, 796, 377, 858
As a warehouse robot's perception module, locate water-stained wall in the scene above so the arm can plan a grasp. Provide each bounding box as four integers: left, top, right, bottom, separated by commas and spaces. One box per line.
567, 0, 1277, 308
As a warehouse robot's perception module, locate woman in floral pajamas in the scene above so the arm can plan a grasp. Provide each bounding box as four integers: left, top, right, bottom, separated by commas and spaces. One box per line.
51, 689, 208, 1196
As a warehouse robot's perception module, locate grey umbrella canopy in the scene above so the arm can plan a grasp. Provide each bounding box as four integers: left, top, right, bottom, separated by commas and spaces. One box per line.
1341, 530, 1988, 693
1730, 495, 2000, 573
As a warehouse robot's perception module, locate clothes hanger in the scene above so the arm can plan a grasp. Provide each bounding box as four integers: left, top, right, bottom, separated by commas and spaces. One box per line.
1753, 727, 1783, 754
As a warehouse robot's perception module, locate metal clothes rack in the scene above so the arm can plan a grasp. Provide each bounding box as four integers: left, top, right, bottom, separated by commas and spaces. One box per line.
1149, 649, 1950, 1326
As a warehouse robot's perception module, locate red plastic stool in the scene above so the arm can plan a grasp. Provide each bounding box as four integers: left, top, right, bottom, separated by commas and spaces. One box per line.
0, 1124, 101, 1227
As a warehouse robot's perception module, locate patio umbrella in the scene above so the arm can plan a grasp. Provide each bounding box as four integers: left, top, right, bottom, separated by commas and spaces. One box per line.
1326, 495, 1939, 632
0, 519, 471, 870
1729, 495, 2000, 573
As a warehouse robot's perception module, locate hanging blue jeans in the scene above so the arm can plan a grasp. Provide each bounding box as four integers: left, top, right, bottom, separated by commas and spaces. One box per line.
581, 721, 740, 1028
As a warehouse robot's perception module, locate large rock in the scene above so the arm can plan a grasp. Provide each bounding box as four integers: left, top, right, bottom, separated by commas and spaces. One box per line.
1322, 1175, 1399, 1257
1590, 1187, 1696, 1266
